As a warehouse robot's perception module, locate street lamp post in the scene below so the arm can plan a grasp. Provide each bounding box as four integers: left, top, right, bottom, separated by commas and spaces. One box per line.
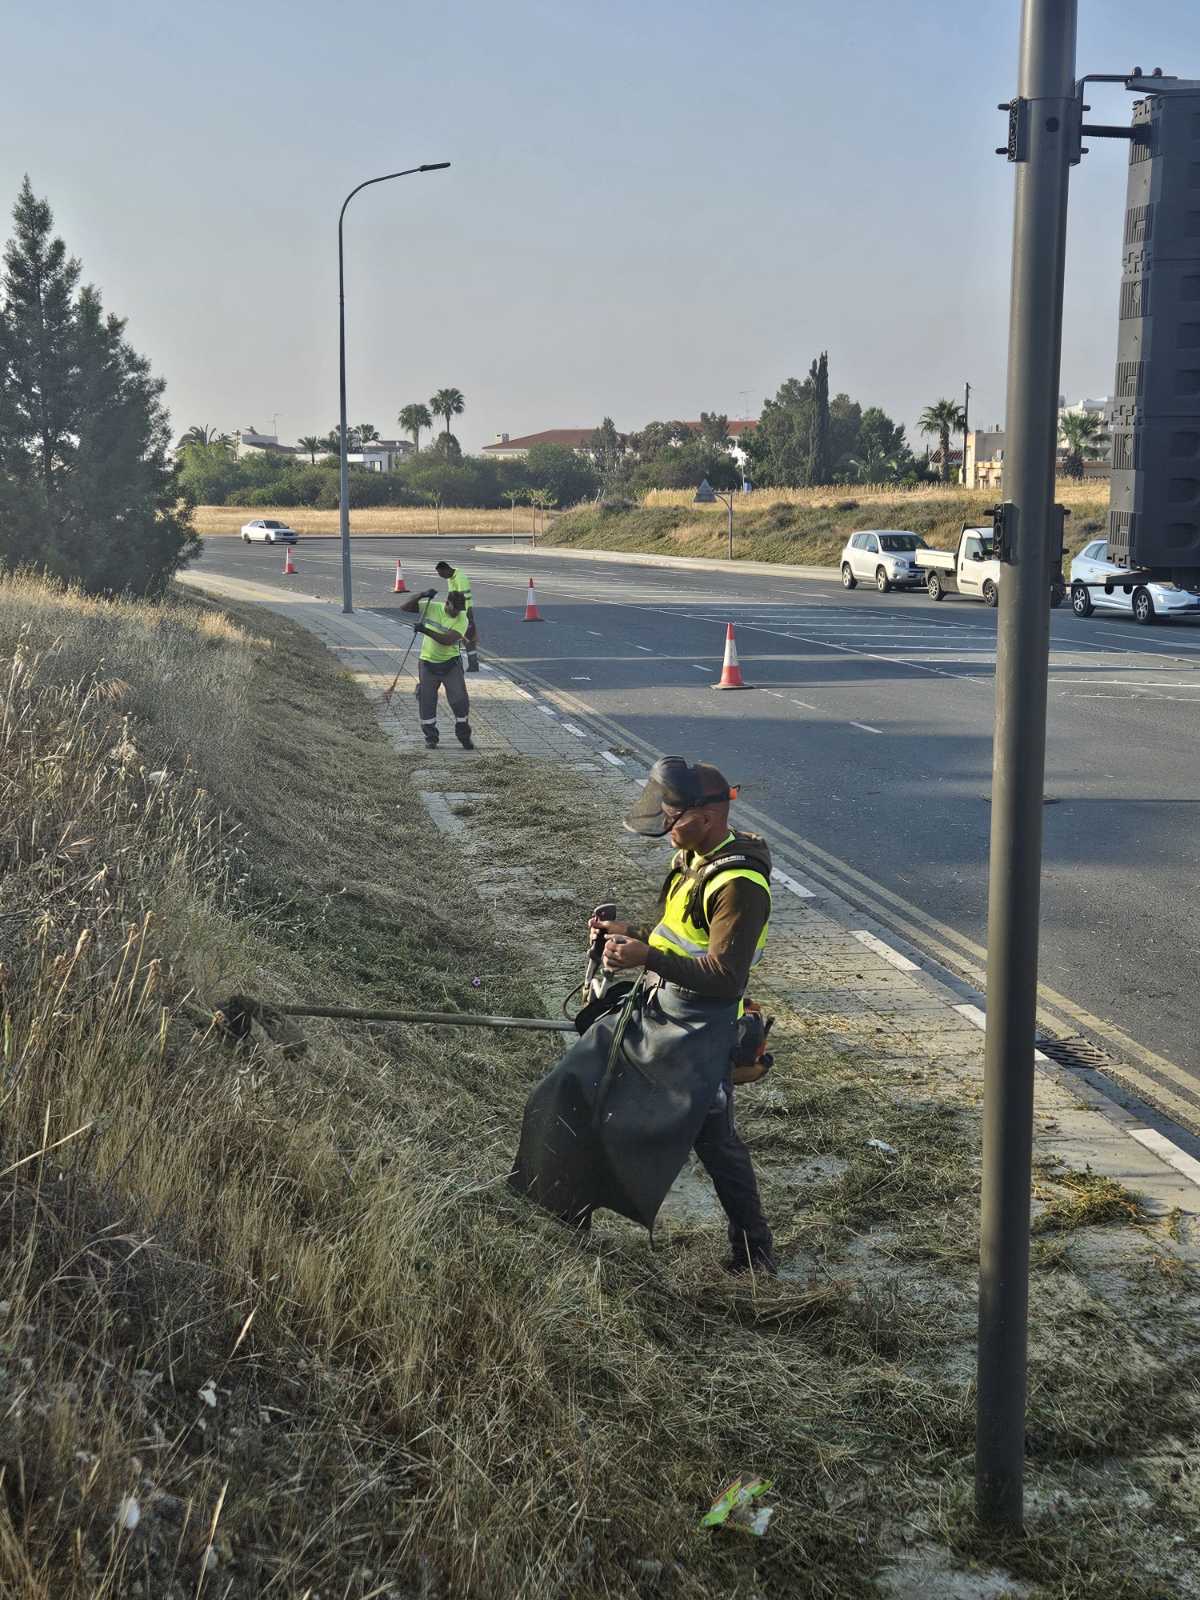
338, 162, 450, 613
694, 478, 735, 560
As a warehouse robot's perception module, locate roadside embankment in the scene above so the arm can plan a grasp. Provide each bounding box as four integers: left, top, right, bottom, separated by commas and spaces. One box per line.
546, 483, 1109, 569
3, 564, 1197, 1598
194, 503, 547, 539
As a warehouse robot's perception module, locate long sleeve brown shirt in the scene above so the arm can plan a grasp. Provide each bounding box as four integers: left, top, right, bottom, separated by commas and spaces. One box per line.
635, 876, 770, 1002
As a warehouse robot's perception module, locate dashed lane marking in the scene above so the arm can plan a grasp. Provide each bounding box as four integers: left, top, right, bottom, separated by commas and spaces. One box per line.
791, 699, 817, 710
634, 644, 653, 652
774, 869, 816, 900
600, 751, 624, 767
690, 664, 710, 672
850, 721, 883, 734
955, 1003, 1050, 1062
852, 930, 919, 971
562, 722, 587, 738
1129, 1127, 1200, 1190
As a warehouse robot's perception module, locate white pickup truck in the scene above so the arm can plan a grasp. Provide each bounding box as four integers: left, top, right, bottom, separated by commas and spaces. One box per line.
915, 524, 1064, 608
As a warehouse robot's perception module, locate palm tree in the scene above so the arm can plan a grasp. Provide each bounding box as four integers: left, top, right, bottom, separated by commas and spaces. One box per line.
918, 399, 967, 482
298, 435, 325, 464
430, 387, 465, 446
847, 447, 902, 485
1059, 411, 1110, 480
399, 402, 433, 453
178, 424, 217, 448
356, 423, 381, 447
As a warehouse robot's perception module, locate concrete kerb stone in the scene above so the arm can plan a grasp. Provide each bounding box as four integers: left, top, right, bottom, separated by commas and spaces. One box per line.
177, 569, 1200, 1234
472, 544, 840, 583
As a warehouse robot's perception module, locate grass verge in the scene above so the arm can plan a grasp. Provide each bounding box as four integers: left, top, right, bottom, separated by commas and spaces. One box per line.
194, 503, 552, 538
548, 483, 1109, 569
0, 568, 1195, 1598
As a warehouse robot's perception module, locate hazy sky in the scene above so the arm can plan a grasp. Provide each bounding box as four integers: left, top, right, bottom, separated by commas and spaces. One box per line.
2, 1, 1197, 453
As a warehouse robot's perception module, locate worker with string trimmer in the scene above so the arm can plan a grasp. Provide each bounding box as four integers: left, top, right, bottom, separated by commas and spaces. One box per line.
393, 585, 474, 750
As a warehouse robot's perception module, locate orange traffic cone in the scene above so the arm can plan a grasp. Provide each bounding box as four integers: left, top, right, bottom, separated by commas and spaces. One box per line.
522, 578, 543, 622
713, 623, 752, 690
393, 559, 408, 593
283, 546, 297, 575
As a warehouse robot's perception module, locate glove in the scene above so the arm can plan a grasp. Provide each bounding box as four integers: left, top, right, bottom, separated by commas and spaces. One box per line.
421, 587, 437, 599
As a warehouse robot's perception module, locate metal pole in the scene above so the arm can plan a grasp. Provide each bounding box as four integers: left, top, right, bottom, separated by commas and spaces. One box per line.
976, 0, 1076, 1532
338, 214, 352, 612
727, 493, 734, 559
963, 381, 972, 486
337, 163, 450, 615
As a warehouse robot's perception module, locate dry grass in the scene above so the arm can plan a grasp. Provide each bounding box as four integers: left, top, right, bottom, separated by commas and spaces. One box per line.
548, 482, 1111, 570
193, 504, 553, 538
0, 569, 1195, 1597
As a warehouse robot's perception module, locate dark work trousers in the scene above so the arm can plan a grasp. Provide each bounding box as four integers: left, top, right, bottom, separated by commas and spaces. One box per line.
692, 1081, 775, 1267
416, 656, 470, 736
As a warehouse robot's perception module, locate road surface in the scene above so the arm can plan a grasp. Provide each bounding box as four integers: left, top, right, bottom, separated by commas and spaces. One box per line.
194, 533, 1200, 1110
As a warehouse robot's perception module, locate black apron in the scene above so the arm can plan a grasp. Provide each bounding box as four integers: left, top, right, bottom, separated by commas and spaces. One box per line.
508, 979, 737, 1232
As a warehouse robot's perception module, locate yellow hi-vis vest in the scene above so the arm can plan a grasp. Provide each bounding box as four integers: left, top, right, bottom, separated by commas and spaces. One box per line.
647, 833, 770, 1005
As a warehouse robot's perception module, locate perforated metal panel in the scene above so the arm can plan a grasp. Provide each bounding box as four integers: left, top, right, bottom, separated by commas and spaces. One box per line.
1107, 93, 1200, 572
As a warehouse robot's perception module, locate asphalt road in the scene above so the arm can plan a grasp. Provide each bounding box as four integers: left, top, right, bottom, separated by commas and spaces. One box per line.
195, 533, 1200, 1089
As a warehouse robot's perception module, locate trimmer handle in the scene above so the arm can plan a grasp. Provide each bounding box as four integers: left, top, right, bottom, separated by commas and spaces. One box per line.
585, 901, 618, 997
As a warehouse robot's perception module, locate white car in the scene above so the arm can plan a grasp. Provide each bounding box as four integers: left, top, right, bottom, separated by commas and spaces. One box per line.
840, 530, 928, 593
240, 518, 298, 544
1069, 539, 1200, 626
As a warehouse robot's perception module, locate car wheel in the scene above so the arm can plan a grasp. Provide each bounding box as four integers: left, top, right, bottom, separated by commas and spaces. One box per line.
841, 563, 857, 589
875, 566, 891, 594
982, 579, 998, 608
927, 572, 944, 601
1133, 587, 1156, 625
1070, 580, 1093, 617
267, 532, 275, 543
241, 532, 249, 543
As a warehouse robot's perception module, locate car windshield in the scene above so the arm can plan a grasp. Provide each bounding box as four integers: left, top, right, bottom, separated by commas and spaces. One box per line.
879, 534, 923, 552
263, 520, 284, 528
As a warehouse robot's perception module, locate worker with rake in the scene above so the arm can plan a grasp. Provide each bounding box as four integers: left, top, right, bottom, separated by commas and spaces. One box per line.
510, 757, 776, 1275
396, 586, 474, 750
434, 559, 479, 672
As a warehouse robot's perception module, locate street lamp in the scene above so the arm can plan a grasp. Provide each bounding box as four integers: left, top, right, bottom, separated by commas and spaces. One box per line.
694, 477, 735, 560
338, 162, 450, 613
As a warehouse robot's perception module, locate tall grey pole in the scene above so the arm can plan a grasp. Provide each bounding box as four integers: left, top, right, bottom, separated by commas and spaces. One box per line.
337, 163, 451, 614
976, 0, 1076, 1530
962, 381, 972, 486
727, 493, 734, 560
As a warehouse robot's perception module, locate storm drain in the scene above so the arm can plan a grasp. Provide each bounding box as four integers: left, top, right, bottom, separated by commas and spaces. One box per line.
1035, 1034, 1117, 1071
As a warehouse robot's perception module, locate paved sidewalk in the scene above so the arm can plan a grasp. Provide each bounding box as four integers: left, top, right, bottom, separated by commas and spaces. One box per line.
181, 569, 1200, 1231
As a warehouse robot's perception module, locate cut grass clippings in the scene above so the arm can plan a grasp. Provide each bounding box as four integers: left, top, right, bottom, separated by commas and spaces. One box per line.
0, 567, 1194, 1597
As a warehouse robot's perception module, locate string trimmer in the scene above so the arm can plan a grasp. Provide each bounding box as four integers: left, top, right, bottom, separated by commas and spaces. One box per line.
381, 591, 433, 706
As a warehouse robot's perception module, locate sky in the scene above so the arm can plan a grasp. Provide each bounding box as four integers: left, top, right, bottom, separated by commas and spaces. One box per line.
2, 0, 1198, 455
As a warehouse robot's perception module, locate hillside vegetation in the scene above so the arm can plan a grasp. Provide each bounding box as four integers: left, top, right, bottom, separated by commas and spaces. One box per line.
548, 483, 1110, 568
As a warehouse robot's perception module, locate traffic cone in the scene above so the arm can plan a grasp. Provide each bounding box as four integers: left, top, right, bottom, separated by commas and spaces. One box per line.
393, 559, 408, 593
713, 623, 752, 690
283, 546, 297, 575
522, 578, 543, 622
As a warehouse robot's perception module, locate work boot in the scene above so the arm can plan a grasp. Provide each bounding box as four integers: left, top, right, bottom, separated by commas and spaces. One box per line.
455, 720, 475, 750
723, 1250, 778, 1278
423, 728, 439, 750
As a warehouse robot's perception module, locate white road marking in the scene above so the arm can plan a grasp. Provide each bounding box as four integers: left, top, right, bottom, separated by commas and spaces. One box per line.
562, 722, 588, 737
1129, 1127, 1200, 1190
570, 675, 591, 680
600, 751, 624, 767
690, 664, 710, 672
586, 629, 604, 636
537, 705, 557, 717
850, 721, 883, 734
774, 869, 816, 899
791, 699, 817, 710
954, 1003, 1050, 1061
763, 690, 783, 698
634, 644, 653, 652
852, 930, 919, 971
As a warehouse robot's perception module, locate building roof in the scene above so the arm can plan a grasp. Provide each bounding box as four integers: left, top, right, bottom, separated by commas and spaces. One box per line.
482, 428, 598, 452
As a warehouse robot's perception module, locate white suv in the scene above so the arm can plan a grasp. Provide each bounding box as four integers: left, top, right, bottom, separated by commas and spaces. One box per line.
840, 530, 928, 592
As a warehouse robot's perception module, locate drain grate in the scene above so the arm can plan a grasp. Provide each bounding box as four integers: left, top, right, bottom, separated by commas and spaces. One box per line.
1036, 1034, 1116, 1071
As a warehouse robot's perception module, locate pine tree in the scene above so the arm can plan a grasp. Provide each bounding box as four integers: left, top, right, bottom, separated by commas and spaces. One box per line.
806, 351, 831, 485
0, 179, 197, 593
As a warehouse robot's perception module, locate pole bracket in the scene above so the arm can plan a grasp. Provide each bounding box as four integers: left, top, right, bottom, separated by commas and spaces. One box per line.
996, 98, 1030, 161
